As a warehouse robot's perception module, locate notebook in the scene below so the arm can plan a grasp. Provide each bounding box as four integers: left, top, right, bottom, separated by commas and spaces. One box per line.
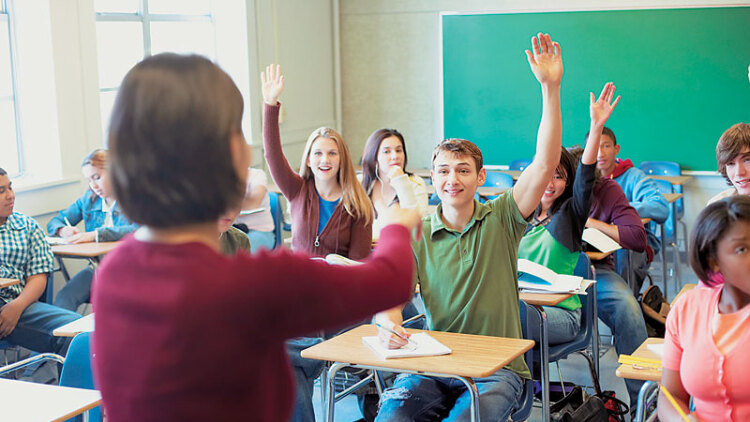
582, 228, 622, 254
362, 332, 451, 359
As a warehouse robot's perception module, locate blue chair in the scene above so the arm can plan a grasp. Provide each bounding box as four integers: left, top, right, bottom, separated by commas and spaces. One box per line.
524, 253, 600, 421
509, 159, 532, 171
514, 302, 538, 422
0, 332, 100, 422
639, 161, 684, 217
483, 172, 514, 189
268, 191, 290, 248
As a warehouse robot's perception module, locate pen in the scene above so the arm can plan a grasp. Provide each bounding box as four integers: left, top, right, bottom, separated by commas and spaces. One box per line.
59, 211, 73, 227
375, 323, 419, 348
659, 384, 690, 422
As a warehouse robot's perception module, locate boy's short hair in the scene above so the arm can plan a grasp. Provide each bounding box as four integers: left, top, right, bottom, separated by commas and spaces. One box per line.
716, 123, 750, 184
0, 168, 6, 176
584, 126, 617, 145
566, 145, 603, 180
431, 138, 483, 171
689, 195, 750, 286
108, 53, 245, 228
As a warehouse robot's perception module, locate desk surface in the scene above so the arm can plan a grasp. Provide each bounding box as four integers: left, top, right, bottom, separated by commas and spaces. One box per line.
53, 313, 94, 337
1, 378, 101, 422
0, 278, 20, 288
616, 337, 663, 382
663, 193, 683, 203
52, 242, 120, 258
648, 175, 693, 185
519, 292, 572, 307
301, 324, 534, 379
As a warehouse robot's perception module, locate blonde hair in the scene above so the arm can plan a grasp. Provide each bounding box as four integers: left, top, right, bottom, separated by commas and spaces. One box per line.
82, 149, 107, 170
300, 127, 374, 224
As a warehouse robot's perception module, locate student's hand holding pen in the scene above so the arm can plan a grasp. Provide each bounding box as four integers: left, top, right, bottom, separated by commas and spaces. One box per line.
58, 226, 79, 238
375, 314, 411, 349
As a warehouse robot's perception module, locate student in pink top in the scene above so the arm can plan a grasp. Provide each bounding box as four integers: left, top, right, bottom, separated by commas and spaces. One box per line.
660, 195, 750, 421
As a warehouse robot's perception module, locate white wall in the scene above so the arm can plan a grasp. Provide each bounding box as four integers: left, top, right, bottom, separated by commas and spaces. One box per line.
14, 0, 339, 297
339, 0, 747, 236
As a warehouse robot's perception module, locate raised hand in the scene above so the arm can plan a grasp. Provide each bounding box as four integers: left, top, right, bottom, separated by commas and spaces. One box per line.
260, 64, 284, 105
590, 82, 621, 129
525, 33, 563, 86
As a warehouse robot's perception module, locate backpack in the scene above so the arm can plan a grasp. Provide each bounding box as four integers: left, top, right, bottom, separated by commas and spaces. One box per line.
640, 285, 670, 337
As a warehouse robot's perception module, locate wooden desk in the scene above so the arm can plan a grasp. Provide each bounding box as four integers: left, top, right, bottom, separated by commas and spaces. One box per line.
663, 193, 682, 204
648, 175, 693, 185
52, 241, 120, 281
672, 283, 696, 305
641, 217, 651, 225
0, 378, 101, 422
301, 324, 533, 422
0, 278, 20, 288
53, 313, 94, 337
477, 186, 509, 197
499, 169, 522, 180
616, 337, 663, 422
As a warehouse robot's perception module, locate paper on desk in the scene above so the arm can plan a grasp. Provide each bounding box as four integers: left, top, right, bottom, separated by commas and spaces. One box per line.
517, 259, 590, 293
46, 236, 68, 245
582, 228, 622, 254
362, 332, 451, 359
647, 343, 664, 357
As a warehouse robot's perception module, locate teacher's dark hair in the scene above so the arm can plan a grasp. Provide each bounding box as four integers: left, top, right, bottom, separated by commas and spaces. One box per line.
689, 195, 750, 287
108, 53, 245, 228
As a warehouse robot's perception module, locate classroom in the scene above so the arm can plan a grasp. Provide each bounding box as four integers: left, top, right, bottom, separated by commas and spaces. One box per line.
2, 0, 750, 421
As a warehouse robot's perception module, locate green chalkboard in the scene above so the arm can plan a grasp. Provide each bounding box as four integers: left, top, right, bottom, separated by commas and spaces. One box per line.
442, 7, 750, 171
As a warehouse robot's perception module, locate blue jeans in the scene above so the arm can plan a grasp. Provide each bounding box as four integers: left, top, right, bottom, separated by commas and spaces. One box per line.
528, 306, 581, 346
54, 267, 94, 313
375, 368, 523, 422
595, 265, 647, 407
3, 300, 81, 355
247, 229, 276, 253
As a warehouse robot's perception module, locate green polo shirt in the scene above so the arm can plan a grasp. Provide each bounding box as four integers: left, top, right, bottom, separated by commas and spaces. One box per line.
413, 191, 530, 379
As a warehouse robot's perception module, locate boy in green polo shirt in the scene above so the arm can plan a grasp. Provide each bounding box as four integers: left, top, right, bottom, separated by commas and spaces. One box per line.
374, 32, 564, 421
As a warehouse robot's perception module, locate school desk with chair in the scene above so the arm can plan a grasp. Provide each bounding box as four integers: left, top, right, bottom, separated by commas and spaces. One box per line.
51, 241, 121, 281
301, 324, 534, 422
616, 337, 664, 422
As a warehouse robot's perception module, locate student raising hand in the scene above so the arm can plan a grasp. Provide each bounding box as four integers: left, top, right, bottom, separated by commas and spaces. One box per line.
590, 82, 620, 129
525, 32, 563, 86
261, 64, 284, 106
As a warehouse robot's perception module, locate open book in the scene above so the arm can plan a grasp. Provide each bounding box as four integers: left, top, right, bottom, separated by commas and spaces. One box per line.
362, 332, 451, 359
582, 228, 621, 254
310, 254, 362, 266
517, 259, 591, 294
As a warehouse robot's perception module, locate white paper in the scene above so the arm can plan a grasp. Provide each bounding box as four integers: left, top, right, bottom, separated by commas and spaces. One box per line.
324, 254, 362, 266
647, 343, 664, 357
517, 259, 586, 293
362, 332, 452, 359
46, 236, 68, 245
582, 228, 622, 253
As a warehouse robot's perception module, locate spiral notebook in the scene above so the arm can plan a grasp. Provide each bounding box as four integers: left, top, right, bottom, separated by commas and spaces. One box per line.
362, 332, 452, 359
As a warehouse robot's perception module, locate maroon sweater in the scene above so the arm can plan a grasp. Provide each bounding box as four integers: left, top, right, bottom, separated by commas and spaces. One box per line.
263, 103, 372, 259
589, 178, 648, 268
92, 225, 414, 422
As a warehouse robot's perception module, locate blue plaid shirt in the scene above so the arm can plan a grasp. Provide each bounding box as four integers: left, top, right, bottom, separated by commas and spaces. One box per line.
0, 212, 54, 302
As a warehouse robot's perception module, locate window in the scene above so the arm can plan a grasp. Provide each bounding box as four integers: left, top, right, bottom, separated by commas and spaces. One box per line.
95, 0, 217, 136
0, 0, 21, 176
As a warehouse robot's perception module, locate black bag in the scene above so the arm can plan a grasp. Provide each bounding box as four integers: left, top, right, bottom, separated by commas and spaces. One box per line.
640, 284, 670, 337
550, 351, 629, 422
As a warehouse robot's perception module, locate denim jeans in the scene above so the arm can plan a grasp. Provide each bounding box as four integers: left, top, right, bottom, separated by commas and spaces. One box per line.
3, 300, 81, 355
247, 229, 276, 253
375, 367, 523, 422
595, 265, 647, 407
54, 267, 94, 313
528, 306, 581, 346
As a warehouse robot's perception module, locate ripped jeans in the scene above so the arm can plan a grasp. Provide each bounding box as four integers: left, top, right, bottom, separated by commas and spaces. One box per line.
374, 367, 523, 422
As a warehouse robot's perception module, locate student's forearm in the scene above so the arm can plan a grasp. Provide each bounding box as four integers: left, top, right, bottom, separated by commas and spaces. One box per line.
9, 274, 46, 311
586, 218, 621, 243
582, 121, 602, 165
375, 305, 405, 328
534, 85, 562, 173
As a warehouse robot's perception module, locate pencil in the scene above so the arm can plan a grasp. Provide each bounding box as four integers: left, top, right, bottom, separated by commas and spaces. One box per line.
659, 384, 690, 422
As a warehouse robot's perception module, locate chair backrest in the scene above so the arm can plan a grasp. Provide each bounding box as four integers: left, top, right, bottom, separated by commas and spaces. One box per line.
60, 332, 101, 422
268, 191, 283, 248
514, 300, 536, 422
509, 159, 532, 171
652, 179, 677, 241
639, 160, 680, 176
483, 171, 514, 189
